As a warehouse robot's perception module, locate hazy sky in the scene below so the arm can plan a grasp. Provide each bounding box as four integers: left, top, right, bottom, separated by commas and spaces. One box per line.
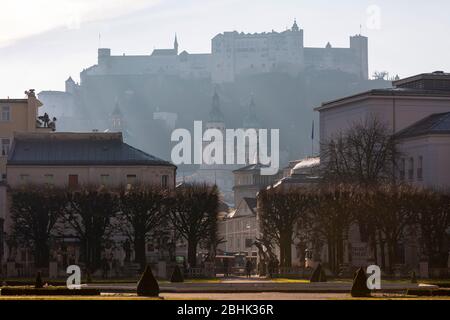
1, 0, 450, 97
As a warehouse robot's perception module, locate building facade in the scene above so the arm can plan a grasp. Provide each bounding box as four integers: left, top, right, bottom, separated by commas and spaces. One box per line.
2, 131, 176, 275
6, 132, 176, 189
316, 71, 450, 189
0, 90, 55, 268
314, 71, 450, 273
79, 20, 368, 84
0, 90, 54, 180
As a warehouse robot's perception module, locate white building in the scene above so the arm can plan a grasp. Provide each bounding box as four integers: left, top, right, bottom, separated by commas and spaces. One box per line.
313, 71, 450, 273
316, 71, 450, 189
79, 21, 368, 84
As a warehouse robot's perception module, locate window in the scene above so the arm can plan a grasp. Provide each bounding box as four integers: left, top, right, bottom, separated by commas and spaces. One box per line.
44, 174, 54, 185
245, 239, 253, 248
417, 156, 423, 181
126, 174, 137, 185
1, 138, 10, 156
20, 174, 30, 184
100, 174, 110, 185
1, 106, 10, 121
408, 158, 414, 180
399, 158, 406, 181
161, 175, 169, 188
68, 174, 79, 188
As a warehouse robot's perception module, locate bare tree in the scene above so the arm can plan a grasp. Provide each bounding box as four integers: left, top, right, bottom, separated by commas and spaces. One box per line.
10, 186, 66, 268
258, 187, 311, 268
372, 71, 389, 80
321, 116, 398, 186
415, 190, 450, 269
118, 185, 168, 270
366, 185, 419, 273
307, 184, 359, 274
64, 187, 119, 272
167, 183, 219, 268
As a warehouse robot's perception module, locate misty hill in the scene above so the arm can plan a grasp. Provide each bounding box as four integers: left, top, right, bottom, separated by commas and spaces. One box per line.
55, 70, 390, 172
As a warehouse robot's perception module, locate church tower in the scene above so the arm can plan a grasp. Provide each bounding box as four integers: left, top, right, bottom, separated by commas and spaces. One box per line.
206, 89, 225, 131
243, 95, 260, 164
174, 34, 179, 55
110, 100, 126, 133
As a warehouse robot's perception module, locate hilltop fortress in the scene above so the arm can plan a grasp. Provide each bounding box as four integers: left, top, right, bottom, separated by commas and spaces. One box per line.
81, 20, 368, 84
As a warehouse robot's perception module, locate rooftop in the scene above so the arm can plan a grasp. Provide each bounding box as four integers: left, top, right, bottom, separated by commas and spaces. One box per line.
393, 71, 450, 90
233, 163, 270, 173
316, 71, 450, 112
395, 112, 450, 139
7, 132, 175, 167
292, 157, 320, 172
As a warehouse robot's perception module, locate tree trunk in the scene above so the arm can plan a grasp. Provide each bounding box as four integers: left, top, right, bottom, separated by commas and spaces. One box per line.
387, 240, 395, 274
134, 236, 146, 270
35, 241, 49, 269
279, 233, 292, 268
187, 239, 198, 268
378, 231, 386, 270
336, 236, 344, 273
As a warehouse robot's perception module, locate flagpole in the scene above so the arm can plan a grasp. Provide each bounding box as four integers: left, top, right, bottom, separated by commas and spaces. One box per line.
311, 120, 315, 157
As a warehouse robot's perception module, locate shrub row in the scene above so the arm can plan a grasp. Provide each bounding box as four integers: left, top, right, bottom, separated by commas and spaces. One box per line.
0, 286, 100, 296
406, 288, 450, 297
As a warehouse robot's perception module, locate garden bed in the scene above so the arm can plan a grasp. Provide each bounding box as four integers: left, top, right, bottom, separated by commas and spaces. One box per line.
0, 286, 100, 296
406, 288, 450, 297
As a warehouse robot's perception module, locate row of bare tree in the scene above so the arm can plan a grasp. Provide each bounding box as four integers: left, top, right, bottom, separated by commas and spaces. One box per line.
259, 117, 450, 274
258, 184, 450, 273
8, 183, 220, 272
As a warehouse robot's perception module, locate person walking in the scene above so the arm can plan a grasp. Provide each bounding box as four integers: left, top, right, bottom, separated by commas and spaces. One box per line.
223, 258, 229, 278
245, 259, 252, 279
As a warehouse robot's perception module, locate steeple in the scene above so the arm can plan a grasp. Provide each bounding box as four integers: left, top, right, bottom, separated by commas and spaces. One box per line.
209, 88, 224, 123
110, 99, 125, 132
243, 94, 259, 129
292, 19, 299, 32
174, 34, 179, 54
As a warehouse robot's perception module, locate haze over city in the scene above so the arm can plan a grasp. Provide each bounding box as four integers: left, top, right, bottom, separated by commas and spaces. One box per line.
1, 0, 450, 97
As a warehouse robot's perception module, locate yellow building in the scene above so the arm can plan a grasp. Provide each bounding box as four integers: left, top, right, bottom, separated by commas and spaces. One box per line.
0, 90, 54, 265
0, 89, 53, 179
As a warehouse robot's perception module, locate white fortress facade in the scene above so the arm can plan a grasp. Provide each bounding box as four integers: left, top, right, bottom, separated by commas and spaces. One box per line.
80, 20, 368, 84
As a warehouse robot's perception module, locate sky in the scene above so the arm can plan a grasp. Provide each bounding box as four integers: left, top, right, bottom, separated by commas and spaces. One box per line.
1, 0, 450, 97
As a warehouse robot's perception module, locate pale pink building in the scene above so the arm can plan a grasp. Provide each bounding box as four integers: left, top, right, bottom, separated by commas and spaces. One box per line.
316, 71, 450, 189
314, 71, 450, 274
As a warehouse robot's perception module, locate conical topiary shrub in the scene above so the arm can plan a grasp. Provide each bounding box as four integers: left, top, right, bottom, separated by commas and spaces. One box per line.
137, 265, 159, 297
351, 267, 371, 297
310, 264, 326, 283
170, 265, 184, 283
35, 271, 44, 289
411, 271, 417, 284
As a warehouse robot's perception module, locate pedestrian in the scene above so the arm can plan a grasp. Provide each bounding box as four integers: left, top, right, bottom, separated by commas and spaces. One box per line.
245, 259, 252, 278
223, 258, 229, 278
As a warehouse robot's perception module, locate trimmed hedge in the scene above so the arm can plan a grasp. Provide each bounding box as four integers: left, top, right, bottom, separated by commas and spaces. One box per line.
1, 286, 100, 296
310, 264, 327, 283
351, 267, 371, 297
170, 265, 184, 283
3, 280, 67, 287
406, 288, 450, 297
137, 266, 159, 297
